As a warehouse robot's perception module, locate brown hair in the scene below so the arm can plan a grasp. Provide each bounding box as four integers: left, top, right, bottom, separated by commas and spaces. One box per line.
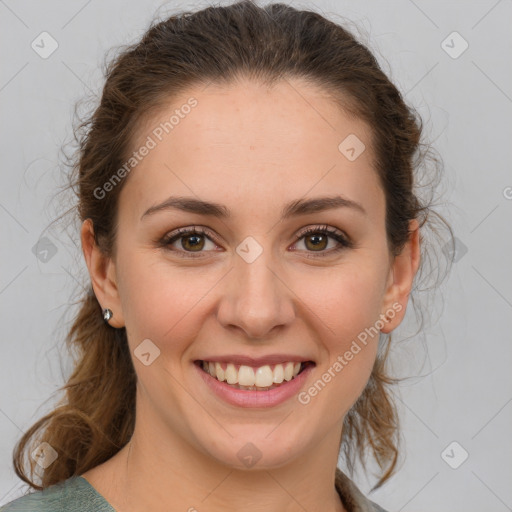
13, 0, 453, 492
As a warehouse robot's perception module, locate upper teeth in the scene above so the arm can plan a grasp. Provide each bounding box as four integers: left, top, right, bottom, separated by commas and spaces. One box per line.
202, 361, 302, 387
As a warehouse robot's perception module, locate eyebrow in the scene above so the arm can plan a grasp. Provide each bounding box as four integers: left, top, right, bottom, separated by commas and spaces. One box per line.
140, 194, 367, 221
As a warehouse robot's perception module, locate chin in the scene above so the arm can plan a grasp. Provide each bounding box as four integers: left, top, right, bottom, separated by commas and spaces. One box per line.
197, 424, 309, 471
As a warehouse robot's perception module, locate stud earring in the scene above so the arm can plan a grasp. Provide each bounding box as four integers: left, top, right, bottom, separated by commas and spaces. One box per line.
102, 308, 113, 322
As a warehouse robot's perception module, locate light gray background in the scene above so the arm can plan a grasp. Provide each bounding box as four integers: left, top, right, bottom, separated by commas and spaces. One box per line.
1, 1, 511, 511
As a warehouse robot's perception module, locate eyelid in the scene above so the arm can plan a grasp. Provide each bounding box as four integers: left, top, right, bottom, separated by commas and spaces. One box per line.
159, 224, 353, 257
294, 224, 351, 243
163, 225, 220, 243
157, 225, 220, 254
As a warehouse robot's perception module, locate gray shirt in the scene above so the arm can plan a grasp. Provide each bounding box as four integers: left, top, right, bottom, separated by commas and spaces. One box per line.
0, 469, 388, 511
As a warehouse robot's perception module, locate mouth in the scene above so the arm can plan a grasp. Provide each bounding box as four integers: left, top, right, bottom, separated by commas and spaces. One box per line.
194, 360, 315, 391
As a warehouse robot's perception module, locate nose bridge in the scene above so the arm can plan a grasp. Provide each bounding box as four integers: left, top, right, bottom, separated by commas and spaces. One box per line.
217, 237, 294, 338
237, 250, 278, 306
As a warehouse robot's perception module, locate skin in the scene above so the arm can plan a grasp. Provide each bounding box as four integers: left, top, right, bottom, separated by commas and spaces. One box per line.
80, 77, 420, 512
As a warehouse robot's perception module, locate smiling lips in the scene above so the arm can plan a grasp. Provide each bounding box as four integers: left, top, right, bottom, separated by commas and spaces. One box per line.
197, 360, 314, 391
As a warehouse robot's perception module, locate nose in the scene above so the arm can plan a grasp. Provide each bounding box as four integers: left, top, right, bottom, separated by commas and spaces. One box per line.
216, 250, 296, 340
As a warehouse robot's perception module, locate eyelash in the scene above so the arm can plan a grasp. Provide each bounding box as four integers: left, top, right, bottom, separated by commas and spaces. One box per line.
158, 224, 353, 259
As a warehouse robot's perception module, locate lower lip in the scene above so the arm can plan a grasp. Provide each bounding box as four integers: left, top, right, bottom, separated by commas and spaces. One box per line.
194, 362, 315, 408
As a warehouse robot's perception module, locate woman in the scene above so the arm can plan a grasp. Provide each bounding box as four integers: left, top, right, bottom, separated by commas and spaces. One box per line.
2, 1, 452, 511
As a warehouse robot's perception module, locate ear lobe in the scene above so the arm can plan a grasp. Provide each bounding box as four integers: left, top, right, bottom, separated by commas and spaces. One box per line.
380, 219, 421, 334
80, 219, 125, 328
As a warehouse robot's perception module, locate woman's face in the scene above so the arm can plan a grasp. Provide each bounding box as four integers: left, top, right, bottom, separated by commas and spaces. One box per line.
84, 77, 417, 471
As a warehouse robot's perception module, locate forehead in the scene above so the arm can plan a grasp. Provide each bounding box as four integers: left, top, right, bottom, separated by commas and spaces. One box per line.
119, 77, 383, 224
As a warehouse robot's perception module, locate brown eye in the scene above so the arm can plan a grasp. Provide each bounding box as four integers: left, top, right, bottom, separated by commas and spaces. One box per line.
304, 232, 328, 251
293, 226, 353, 257
181, 233, 205, 251
160, 227, 219, 258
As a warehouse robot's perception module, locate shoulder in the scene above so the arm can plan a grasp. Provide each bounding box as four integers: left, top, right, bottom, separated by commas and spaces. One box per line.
367, 500, 390, 512
335, 468, 390, 512
0, 476, 115, 512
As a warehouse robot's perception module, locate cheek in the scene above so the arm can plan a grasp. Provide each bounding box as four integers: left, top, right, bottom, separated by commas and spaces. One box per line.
116, 251, 218, 353
294, 272, 382, 422
293, 260, 387, 340
116, 234, 388, 360
291, 260, 386, 401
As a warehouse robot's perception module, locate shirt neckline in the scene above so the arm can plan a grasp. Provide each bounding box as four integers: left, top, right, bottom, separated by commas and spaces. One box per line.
75, 476, 116, 511
76, 470, 376, 512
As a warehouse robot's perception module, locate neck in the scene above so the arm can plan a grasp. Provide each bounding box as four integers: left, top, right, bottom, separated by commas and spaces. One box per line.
88, 421, 346, 512
81, 386, 348, 512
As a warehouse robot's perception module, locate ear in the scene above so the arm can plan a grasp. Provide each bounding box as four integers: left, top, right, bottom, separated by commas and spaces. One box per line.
80, 219, 125, 328
380, 219, 421, 334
